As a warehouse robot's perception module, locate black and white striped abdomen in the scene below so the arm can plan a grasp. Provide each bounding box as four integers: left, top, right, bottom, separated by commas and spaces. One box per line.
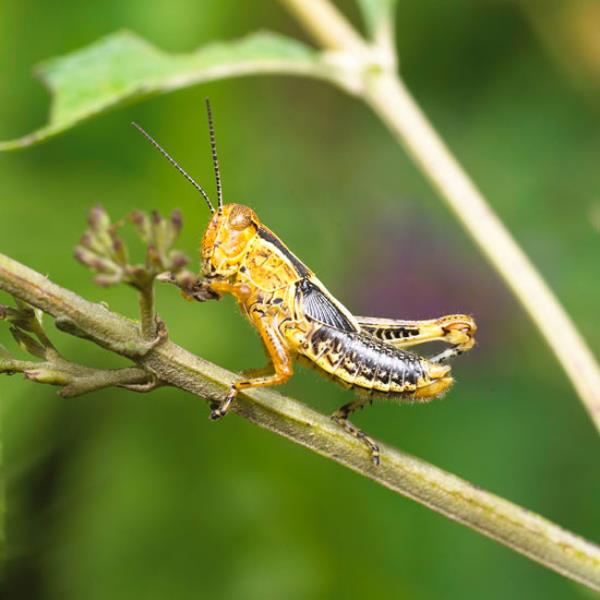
300, 325, 452, 399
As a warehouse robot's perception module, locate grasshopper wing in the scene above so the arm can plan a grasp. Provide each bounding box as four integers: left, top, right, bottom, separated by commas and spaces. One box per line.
296, 278, 359, 333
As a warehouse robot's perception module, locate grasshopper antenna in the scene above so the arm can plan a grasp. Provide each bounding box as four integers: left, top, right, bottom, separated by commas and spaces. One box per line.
205, 98, 223, 211
132, 122, 215, 214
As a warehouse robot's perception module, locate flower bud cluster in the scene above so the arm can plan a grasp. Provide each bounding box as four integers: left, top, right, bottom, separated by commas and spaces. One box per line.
75, 205, 190, 289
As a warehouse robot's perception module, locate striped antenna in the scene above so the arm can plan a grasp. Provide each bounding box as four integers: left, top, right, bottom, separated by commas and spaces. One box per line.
132, 122, 215, 214
205, 98, 223, 210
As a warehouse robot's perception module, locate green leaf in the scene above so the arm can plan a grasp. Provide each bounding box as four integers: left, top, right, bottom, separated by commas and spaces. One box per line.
355, 0, 397, 36
0, 30, 327, 151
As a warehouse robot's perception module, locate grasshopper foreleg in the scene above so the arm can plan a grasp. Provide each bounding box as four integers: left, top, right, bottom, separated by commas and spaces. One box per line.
157, 271, 221, 302
331, 399, 380, 466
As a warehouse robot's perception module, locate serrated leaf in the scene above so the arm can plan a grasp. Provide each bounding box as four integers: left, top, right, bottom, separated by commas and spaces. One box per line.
356, 0, 397, 36
0, 30, 325, 151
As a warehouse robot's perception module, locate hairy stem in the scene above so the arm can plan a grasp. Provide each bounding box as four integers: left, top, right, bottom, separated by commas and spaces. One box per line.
278, 0, 600, 432
59, 366, 152, 398
138, 283, 157, 339
1, 253, 599, 590
0, 355, 152, 398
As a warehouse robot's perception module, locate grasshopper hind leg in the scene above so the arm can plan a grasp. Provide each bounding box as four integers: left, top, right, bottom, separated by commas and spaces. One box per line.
356, 315, 476, 356
331, 398, 380, 466
427, 322, 477, 365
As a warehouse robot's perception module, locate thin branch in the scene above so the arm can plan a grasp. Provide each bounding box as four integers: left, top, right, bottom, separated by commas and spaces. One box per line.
281, 0, 366, 53
278, 0, 600, 432
363, 74, 600, 429
0, 316, 154, 398
1, 360, 151, 397
1, 252, 599, 590
138, 283, 157, 339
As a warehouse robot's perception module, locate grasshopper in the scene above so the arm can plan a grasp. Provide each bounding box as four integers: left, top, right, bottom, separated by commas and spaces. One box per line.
133, 101, 476, 465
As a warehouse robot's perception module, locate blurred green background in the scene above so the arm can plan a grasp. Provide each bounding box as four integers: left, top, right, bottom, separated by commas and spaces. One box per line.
1, 1, 599, 598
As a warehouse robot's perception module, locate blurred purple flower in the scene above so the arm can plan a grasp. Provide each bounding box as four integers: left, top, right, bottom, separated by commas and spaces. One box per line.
349, 208, 519, 359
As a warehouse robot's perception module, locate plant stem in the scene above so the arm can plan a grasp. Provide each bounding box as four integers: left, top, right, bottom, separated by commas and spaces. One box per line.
278, 0, 600, 432
281, 0, 366, 53
363, 73, 600, 430
1, 252, 599, 590
138, 283, 157, 339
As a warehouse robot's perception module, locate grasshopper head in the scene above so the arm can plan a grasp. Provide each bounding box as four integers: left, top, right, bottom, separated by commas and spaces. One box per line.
201, 203, 259, 277
132, 100, 257, 279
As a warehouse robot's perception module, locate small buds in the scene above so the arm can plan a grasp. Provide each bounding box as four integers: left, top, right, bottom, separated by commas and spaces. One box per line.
89, 204, 111, 231
112, 236, 127, 265
10, 326, 48, 359
1, 299, 44, 334
23, 367, 72, 386
169, 251, 189, 270
0, 298, 56, 364
75, 205, 190, 290
171, 209, 183, 234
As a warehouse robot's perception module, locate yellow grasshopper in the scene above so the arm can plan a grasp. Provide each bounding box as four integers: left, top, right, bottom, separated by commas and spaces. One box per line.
133, 101, 476, 464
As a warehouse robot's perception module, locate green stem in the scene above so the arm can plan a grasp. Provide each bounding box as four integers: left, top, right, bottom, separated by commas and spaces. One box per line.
1, 252, 599, 590
278, 0, 600, 433
281, 0, 366, 52
138, 283, 157, 340
362, 72, 600, 430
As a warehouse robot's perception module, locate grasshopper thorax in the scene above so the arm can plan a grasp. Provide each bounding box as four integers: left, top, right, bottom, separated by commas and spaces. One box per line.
201, 203, 259, 277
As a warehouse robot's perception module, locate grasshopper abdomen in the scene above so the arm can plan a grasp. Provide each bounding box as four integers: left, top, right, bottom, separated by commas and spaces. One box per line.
300, 325, 453, 400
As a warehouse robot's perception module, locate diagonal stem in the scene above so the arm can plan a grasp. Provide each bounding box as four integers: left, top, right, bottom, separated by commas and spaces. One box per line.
362, 73, 600, 430
138, 282, 157, 339
278, 0, 600, 432
281, 0, 366, 52
1, 252, 599, 590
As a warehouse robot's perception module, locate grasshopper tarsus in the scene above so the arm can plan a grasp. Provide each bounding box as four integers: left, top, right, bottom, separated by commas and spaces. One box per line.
209, 387, 237, 420
209, 407, 227, 421
158, 271, 221, 303
331, 412, 381, 466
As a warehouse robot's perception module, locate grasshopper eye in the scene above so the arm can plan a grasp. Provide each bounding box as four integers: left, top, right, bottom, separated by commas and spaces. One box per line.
228, 205, 256, 231
230, 212, 251, 230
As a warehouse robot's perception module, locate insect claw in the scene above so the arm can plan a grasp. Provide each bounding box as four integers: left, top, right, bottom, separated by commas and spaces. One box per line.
209, 407, 226, 421
331, 412, 381, 466
371, 450, 380, 466
209, 387, 237, 420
